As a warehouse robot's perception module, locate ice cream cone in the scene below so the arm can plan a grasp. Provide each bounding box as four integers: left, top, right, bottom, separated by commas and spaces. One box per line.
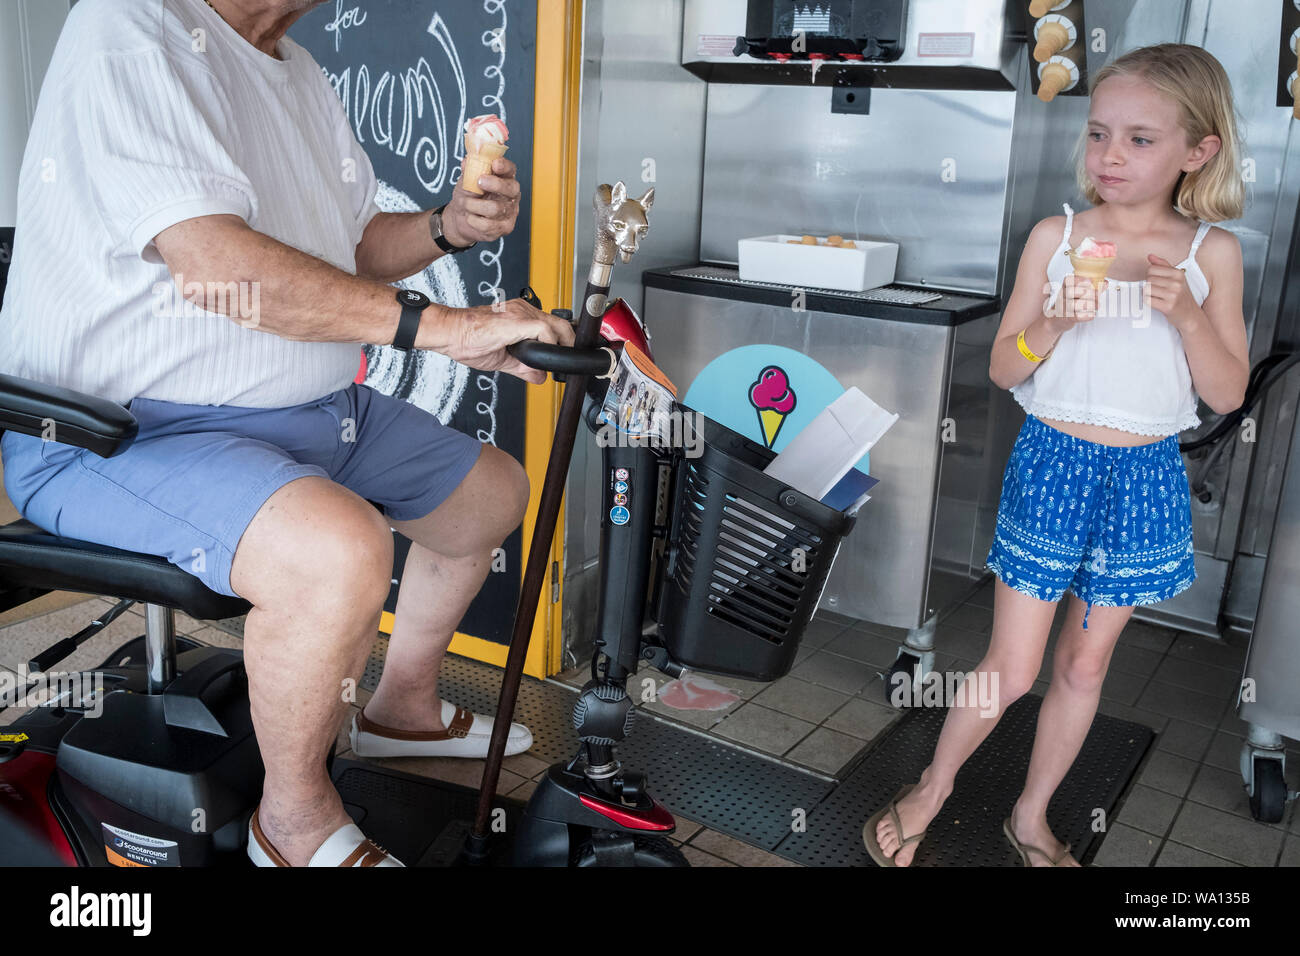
758, 408, 787, 447
462, 135, 508, 195
1067, 250, 1115, 292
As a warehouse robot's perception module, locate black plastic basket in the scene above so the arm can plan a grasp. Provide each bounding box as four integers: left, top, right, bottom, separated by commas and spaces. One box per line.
654, 414, 858, 682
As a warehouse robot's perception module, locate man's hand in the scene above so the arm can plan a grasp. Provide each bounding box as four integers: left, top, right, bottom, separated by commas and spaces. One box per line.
441, 157, 522, 248
1145, 254, 1201, 330
435, 298, 575, 385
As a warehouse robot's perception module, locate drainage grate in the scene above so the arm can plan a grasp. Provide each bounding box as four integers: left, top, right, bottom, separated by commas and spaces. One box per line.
358, 644, 831, 849
773, 694, 1154, 866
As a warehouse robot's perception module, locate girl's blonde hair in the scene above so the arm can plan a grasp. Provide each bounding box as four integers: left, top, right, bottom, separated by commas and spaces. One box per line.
1074, 43, 1245, 222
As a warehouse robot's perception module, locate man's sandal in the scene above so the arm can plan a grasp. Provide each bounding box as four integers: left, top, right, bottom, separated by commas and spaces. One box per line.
1002, 817, 1073, 866
862, 783, 928, 867
349, 699, 532, 759
247, 805, 404, 867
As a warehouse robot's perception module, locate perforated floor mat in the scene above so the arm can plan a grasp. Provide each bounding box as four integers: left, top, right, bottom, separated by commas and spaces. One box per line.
360, 640, 833, 850
772, 694, 1154, 866
331, 759, 524, 866
359, 643, 1151, 865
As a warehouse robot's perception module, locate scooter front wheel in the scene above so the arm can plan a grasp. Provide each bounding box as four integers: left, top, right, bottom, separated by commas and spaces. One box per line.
574, 834, 688, 867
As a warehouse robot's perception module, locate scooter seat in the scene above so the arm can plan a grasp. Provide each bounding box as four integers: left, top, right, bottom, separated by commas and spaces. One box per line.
0, 518, 252, 621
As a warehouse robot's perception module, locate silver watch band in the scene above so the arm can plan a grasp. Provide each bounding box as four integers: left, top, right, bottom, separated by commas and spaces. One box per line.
430, 205, 475, 255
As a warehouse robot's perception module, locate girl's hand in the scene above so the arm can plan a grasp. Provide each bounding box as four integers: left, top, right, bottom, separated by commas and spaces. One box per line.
1044, 272, 1102, 335
1144, 255, 1199, 329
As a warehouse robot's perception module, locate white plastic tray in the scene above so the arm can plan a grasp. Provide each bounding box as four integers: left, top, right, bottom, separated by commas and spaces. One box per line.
738, 234, 899, 293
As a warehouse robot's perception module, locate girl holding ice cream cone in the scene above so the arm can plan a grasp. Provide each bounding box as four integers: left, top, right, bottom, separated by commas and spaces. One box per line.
864, 44, 1248, 867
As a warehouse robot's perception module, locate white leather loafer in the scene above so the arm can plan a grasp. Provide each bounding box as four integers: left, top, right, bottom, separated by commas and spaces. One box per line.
349, 699, 533, 759
247, 805, 404, 867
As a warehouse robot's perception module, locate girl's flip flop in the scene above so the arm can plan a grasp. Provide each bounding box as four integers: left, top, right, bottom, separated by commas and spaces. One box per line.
862, 783, 928, 867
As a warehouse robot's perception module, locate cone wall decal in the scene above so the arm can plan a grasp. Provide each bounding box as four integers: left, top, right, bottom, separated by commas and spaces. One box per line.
749, 366, 797, 448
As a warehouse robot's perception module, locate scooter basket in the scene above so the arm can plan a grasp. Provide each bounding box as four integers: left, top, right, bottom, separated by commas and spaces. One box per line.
655, 414, 857, 682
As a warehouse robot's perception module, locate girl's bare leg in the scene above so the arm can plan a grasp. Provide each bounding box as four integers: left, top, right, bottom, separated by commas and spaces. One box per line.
874, 577, 1057, 866
1009, 594, 1134, 866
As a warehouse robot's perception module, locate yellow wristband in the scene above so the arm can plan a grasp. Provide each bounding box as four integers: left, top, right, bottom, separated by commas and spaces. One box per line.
1017, 328, 1050, 363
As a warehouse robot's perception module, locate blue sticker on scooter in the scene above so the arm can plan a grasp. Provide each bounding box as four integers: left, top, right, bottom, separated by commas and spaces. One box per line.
609, 505, 630, 525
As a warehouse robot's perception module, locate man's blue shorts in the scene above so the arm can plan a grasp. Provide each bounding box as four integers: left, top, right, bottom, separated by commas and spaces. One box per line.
985, 414, 1196, 630
0, 383, 484, 599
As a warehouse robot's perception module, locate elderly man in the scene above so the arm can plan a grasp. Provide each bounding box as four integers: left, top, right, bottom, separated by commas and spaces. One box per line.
0, 0, 572, 867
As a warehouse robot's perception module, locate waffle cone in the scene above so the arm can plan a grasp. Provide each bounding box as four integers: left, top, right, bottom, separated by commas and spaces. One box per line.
461, 137, 508, 194
1067, 250, 1115, 291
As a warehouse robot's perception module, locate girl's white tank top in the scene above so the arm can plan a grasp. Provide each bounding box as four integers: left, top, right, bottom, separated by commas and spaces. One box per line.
1010, 203, 1214, 437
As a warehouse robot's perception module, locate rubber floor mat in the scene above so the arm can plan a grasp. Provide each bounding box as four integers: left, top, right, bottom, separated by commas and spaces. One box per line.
772, 693, 1154, 866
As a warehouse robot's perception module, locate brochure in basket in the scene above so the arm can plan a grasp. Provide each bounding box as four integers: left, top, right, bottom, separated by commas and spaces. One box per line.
597, 342, 679, 445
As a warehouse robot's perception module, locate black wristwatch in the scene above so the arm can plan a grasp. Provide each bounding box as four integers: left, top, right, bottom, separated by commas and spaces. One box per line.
391, 288, 429, 352
429, 204, 476, 255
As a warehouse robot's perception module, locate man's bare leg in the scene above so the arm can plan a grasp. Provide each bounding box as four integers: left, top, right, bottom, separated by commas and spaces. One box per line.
231, 476, 396, 867
361, 445, 530, 730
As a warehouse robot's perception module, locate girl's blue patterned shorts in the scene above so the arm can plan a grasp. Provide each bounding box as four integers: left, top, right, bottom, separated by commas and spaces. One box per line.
985, 415, 1196, 630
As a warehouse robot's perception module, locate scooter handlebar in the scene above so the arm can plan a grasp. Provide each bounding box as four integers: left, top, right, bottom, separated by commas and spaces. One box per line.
506, 340, 616, 378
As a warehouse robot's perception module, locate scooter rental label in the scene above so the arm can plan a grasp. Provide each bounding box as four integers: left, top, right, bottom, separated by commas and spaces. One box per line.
101, 822, 180, 867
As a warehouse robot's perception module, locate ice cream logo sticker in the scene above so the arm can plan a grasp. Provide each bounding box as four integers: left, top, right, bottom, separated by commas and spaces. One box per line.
749, 366, 797, 449
682, 344, 871, 474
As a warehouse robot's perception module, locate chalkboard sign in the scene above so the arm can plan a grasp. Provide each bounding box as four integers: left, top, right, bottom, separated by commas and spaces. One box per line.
0, 228, 13, 309
291, 0, 538, 645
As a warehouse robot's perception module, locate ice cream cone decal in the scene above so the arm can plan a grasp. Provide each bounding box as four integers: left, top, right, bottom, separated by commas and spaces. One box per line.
749, 366, 797, 448
462, 114, 509, 195
759, 409, 785, 446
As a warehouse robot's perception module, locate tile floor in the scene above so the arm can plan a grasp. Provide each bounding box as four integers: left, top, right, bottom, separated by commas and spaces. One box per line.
2, 579, 1297, 866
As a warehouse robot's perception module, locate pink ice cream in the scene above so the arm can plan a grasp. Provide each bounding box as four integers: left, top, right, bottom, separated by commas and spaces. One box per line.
462, 115, 510, 195
749, 366, 797, 413
1075, 236, 1116, 258
465, 114, 509, 150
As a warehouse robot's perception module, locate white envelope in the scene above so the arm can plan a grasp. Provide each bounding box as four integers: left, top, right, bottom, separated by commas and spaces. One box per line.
762, 387, 899, 500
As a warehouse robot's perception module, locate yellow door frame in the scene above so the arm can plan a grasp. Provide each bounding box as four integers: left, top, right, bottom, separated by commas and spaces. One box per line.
383, 0, 583, 679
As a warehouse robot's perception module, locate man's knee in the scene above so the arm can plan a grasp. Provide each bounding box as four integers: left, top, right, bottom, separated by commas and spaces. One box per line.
466, 445, 529, 544
503, 454, 530, 529
233, 477, 393, 613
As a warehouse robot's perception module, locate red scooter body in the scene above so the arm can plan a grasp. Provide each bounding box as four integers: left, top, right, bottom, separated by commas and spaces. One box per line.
598, 298, 652, 359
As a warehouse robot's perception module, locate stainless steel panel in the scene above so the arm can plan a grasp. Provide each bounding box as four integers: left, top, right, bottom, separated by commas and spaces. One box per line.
572, 0, 708, 320
645, 285, 958, 628
0, 0, 74, 225
1184, 0, 1300, 566
699, 84, 1017, 294
930, 311, 1009, 618
564, 0, 708, 660
1239, 397, 1300, 741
